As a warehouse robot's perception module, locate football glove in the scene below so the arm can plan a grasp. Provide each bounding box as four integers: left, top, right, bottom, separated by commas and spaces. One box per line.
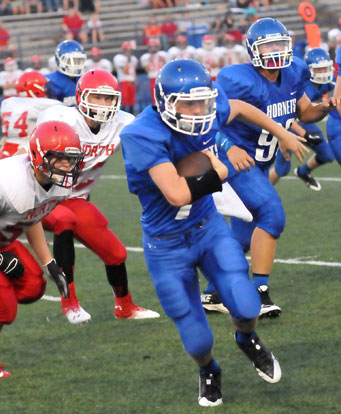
44, 259, 69, 298
0, 251, 24, 280
304, 132, 323, 146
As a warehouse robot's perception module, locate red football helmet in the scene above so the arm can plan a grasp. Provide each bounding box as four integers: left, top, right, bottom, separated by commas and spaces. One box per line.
29, 121, 84, 189
16, 71, 48, 98
76, 69, 121, 122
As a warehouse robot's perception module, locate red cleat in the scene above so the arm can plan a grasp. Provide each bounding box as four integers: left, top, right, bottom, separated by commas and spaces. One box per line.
114, 292, 160, 319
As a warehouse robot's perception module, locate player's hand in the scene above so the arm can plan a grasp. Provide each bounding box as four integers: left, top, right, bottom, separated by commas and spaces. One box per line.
321, 97, 341, 114
202, 150, 228, 181
0, 251, 24, 280
44, 259, 69, 298
226, 146, 255, 172
279, 131, 309, 163
304, 132, 323, 146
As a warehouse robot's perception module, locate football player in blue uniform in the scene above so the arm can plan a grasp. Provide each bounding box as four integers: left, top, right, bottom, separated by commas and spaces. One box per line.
202, 18, 341, 318
269, 48, 336, 191
120, 59, 307, 407
326, 44, 341, 165
45, 40, 86, 106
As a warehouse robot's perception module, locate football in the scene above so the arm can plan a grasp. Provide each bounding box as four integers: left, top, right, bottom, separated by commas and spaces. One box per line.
175, 151, 212, 177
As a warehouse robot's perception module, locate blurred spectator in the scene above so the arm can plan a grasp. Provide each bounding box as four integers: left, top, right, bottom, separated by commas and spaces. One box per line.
80, 0, 95, 13
149, 0, 173, 8
61, 7, 87, 44
140, 38, 167, 104
43, 0, 62, 12
195, 34, 222, 80
210, 12, 234, 46
289, 30, 307, 60
0, 22, 17, 59
177, 12, 193, 36
143, 15, 161, 45
0, 57, 23, 99
160, 13, 178, 50
63, 0, 79, 10
87, 12, 103, 44
9, 0, 26, 14
328, 18, 341, 61
25, 55, 50, 74
113, 41, 138, 114
167, 35, 196, 60
25, 0, 43, 13
0, 0, 13, 15
85, 47, 112, 72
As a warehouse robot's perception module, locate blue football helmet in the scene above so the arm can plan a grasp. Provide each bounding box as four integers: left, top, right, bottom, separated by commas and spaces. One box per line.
154, 59, 218, 135
246, 18, 293, 69
55, 40, 87, 77
304, 48, 334, 84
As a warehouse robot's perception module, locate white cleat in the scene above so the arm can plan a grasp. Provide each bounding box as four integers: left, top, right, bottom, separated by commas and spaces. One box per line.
126, 306, 160, 320
64, 306, 91, 325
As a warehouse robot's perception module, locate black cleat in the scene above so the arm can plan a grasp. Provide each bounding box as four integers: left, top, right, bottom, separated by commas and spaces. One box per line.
235, 333, 281, 383
201, 292, 229, 314
257, 285, 281, 319
198, 371, 223, 407
294, 167, 321, 191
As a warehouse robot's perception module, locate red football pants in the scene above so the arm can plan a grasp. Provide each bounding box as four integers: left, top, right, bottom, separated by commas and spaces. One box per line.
42, 198, 127, 265
0, 240, 46, 325
120, 81, 136, 107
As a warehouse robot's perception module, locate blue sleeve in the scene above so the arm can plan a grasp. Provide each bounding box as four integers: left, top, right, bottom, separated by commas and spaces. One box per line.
217, 64, 257, 102
293, 57, 311, 100
121, 130, 171, 173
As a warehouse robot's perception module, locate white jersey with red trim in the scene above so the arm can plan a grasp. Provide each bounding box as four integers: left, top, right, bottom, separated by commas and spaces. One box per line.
0, 154, 71, 247
167, 45, 196, 61
37, 105, 134, 199
85, 58, 113, 73
1, 97, 62, 149
219, 45, 249, 65
195, 47, 223, 78
0, 69, 23, 97
140, 51, 167, 79
113, 54, 138, 82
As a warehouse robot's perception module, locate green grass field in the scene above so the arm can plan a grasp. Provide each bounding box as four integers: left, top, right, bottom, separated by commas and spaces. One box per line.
1, 135, 340, 414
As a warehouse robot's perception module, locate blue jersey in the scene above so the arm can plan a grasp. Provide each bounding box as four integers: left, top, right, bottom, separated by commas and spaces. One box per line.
45, 70, 79, 106
330, 45, 341, 121
121, 84, 230, 236
216, 57, 311, 168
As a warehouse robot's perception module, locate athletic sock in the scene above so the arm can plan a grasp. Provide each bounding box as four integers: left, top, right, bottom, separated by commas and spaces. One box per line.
200, 358, 221, 375
53, 230, 75, 284
105, 262, 128, 298
253, 273, 269, 289
298, 164, 311, 175
235, 330, 256, 345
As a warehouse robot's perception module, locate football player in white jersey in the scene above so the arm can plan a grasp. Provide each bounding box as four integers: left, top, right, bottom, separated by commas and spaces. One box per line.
85, 47, 113, 73
195, 35, 223, 81
0, 120, 83, 378
167, 35, 196, 61
0, 71, 62, 158
38, 69, 160, 325
0, 57, 23, 99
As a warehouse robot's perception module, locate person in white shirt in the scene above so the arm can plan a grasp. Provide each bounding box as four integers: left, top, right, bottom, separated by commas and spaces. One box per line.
140, 38, 167, 104
113, 41, 138, 114
0, 120, 83, 378
38, 69, 160, 325
195, 35, 222, 81
219, 33, 249, 67
0, 71, 62, 158
85, 47, 112, 73
24, 55, 50, 75
0, 57, 23, 99
167, 35, 196, 61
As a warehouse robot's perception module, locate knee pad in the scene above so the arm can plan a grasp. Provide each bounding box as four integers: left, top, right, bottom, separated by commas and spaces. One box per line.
274, 151, 291, 177
255, 198, 285, 238
155, 280, 191, 319
329, 137, 341, 164
230, 278, 261, 320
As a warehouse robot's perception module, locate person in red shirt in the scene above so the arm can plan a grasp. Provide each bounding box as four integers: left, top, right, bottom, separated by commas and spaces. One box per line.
61, 7, 87, 44
142, 15, 161, 45
160, 13, 178, 49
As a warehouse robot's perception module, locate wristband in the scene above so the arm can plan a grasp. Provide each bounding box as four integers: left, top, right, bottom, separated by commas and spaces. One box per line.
216, 132, 235, 153
185, 169, 222, 203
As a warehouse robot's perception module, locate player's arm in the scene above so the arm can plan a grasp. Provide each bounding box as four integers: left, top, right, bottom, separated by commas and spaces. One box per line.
228, 99, 308, 162
25, 222, 69, 298
148, 151, 227, 207
296, 92, 341, 122
290, 120, 322, 145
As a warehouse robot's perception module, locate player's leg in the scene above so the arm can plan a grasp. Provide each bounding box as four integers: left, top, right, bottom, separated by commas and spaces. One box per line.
199, 213, 281, 384
294, 124, 334, 191
66, 198, 159, 320
326, 115, 341, 165
269, 149, 291, 185
43, 204, 91, 325
143, 230, 222, 407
